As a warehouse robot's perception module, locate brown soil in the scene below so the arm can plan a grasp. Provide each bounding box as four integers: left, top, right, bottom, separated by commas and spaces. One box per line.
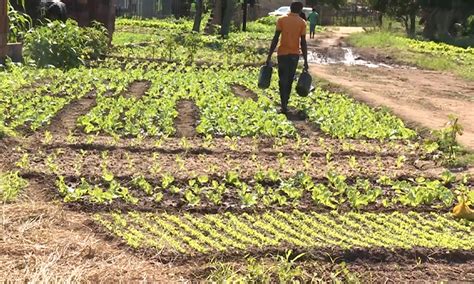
46, 93, 96, 136
347, 262, 474, 283
122, 80, 151, 99
231, 84, 258, 101
174, 100, 199, 138
0, 137, 19, 171
17, 135, 445, 183
308, 27, 474, 151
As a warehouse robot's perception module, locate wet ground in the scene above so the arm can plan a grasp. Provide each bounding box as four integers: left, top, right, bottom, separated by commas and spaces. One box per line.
308, 27, 474, 152
307, 47, 412, 69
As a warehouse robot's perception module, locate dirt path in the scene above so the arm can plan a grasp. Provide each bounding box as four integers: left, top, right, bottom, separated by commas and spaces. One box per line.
308, 27, 474, 150
231, 84, 258, 101
46, 94, 96, 136
123, 80, 151, 99
174, 100, 199, 137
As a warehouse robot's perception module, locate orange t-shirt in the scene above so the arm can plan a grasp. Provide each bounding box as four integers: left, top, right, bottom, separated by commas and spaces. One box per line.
276, 13, 306, 56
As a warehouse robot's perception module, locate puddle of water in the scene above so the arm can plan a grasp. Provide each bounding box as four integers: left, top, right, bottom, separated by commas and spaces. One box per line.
342, 48, 393, 68
307, 47, 398, 69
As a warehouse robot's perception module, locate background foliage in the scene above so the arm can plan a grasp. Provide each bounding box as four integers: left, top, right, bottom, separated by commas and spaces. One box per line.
24, 20, 108, 68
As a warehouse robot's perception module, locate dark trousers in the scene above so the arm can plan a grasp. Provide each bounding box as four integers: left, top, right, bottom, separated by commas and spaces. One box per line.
277, 55, 299, 110
310, 24, 317, 38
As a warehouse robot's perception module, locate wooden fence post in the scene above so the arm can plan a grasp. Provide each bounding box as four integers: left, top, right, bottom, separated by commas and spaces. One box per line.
0, 0, 7, 65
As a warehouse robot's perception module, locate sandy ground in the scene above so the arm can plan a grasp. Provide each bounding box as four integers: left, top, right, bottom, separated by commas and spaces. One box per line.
308, 27, 474, 150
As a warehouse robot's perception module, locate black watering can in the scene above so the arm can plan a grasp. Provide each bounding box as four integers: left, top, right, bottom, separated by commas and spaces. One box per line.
296, 69, 313, 97
258, 63, 273, 89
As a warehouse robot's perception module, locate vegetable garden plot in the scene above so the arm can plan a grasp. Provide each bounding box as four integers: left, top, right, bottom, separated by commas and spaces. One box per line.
1, 59, 417, 140
113, 18, 271, 66
75, 62, 297, 138
77, 60, 416, 139
2, 16, 474, 281
21, 135, 440, 186
53, 172, 469, 212
94, 210, 474, 261
403, 37, 474, 63
15, 128, 472, 214
0, 66, 145, 137
111, 43, 267, 66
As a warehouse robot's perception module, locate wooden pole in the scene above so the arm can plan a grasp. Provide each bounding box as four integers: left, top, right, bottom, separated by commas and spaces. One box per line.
0, 0, 8, 65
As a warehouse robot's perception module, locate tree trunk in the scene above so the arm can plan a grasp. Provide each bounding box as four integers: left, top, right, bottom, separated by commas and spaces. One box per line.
220, 0, 235, 37
162, 0, 172, 16
192, 0, 203, 32
438, 9, 455, 42
402, 17, 409, 36
212, 0, 223, 25
0, 0, 7, 65
242, 0, 247, 32
422, 9, 437, 40
409, 10, 416, 37
378, 13, 383, 27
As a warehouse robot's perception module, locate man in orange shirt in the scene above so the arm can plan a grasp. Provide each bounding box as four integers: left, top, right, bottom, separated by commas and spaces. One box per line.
266, 1, 308, 114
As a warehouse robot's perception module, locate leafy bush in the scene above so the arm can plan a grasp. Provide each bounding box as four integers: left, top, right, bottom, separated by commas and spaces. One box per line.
83, 22, 109, 60
255, 16, 278, 26
24, 20, 108, 68
7, 4, 32, 42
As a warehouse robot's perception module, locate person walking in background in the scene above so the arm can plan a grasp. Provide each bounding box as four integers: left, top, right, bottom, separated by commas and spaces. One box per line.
308, 8, 319, 39
266, 1, 309, 114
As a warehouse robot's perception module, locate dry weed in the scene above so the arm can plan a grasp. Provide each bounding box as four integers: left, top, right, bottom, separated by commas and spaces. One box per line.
1, 193, 179, 282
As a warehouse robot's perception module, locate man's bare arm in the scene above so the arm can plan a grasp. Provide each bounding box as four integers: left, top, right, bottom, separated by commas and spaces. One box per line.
266, 31, 281, 64
301, 35, 309, 70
